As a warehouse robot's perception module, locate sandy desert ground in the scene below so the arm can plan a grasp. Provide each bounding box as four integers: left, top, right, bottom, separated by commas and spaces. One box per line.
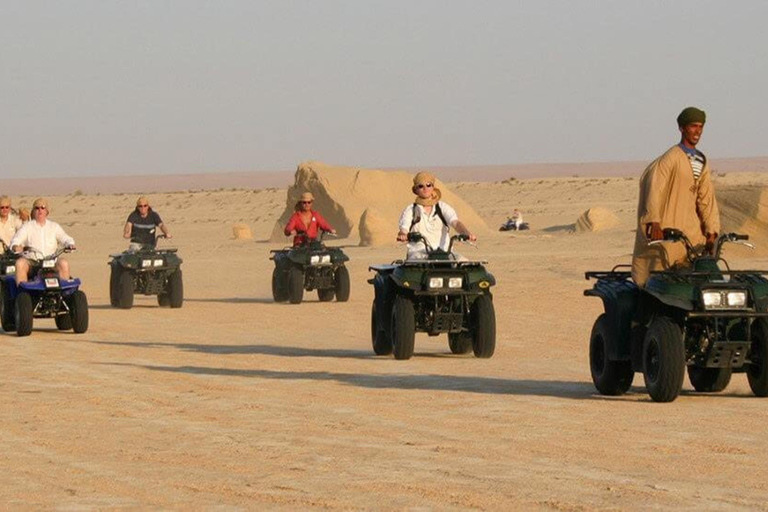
3, 170, 768, 510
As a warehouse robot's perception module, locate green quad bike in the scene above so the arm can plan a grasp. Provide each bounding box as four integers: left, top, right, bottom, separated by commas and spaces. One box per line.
108, 235, 183, 309
270, 232, 350, 304
585, 228, 768, 402
369, 232, 496, 360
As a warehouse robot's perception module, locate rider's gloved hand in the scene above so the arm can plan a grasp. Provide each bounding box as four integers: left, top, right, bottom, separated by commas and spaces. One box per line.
646, 222, 664, 241
705, 232, 718, 255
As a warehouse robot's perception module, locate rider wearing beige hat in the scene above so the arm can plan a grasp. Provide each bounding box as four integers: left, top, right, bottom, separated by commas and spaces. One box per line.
10, 197, 76, 284
397, 172, 476, 259
283, 191, 336, 246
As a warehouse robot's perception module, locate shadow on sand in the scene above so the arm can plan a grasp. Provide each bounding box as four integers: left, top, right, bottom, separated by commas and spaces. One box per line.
99, 360, 598, 399
184, 297, 275, 304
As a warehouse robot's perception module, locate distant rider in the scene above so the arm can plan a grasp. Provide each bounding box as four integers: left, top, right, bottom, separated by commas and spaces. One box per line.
509, 208, 523, 230
284, 192, 336, 246
397, 172, 476, 259
0, 195, 22, 250
10, 197, 76, 284
123, 196, 171, 250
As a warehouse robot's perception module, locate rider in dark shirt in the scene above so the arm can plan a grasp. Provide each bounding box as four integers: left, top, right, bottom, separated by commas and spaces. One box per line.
123, 196, 171, 249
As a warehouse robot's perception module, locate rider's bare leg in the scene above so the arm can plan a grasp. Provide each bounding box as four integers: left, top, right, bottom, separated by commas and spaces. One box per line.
56, 257, 71, 280
15, 258, 30, 285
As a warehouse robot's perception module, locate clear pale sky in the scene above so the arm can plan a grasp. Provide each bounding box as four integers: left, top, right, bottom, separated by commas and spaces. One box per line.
2, 1, 766, 178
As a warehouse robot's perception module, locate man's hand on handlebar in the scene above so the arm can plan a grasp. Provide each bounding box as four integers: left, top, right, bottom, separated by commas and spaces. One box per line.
705, 232, 717, 255
396, 231, 408, 242
646, 222, 664, 241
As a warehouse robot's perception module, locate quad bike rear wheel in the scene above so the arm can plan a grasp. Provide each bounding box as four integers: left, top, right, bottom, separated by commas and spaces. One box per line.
55, 312, 73, 331
371, 300, 393, 355
271, 267, 289, 302
109, 263, 120, 307
589, 314, 634, 395
317, 288, 335, 302
687, 366, 732, 393
448, 331, 473, 354
0, 281, 15, 332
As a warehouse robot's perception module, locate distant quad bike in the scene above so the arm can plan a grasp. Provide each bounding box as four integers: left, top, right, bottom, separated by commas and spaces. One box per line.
270, 232, 350, 305
499, 219, 530, 231
0, 246, 88, 337
585, 229, 768, 402
369, 233, 496, 360
108, 236, 183, 309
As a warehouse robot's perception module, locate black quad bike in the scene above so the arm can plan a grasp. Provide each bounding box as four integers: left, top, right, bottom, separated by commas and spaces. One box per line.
1, 246, 88, 337
369, 233, 496, 360
108, 236, 183, 309
499, 218, 530, 231
270, 232, 350, 304
585, 229, 768, 402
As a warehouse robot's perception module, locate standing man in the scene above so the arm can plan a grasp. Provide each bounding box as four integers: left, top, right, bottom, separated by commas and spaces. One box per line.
0, 196, 22, 250
631, 107, 720, 286
10, 198, 76, 284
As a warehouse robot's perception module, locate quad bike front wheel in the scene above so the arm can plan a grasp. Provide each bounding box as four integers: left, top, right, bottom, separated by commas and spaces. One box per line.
747, 319, 768, 397
470, 294, 496, 358
15, 292, 33, 337
288, 267, 304, 304
168, 270, 183, 308
68, 290, 89, 333
642, 316, 685, 402
109, 263, 120, 307
589, 314, 634, 395
335, 266, 350, 302
391, 294, 415, 360
117, 268, 135, 309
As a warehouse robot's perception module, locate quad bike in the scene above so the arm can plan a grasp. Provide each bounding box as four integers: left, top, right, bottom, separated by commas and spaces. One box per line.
585, 229, 768, 402
369, 233, 496, 360
108, 235, 183, 309
499, 218, 529, 231
270, 231, 350, 304
0, 246, 88, 337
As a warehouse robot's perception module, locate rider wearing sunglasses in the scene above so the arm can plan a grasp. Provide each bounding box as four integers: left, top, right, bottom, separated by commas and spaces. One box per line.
123, 196, 172, 251
0, 195, 22, 250
283, 192, 336, 246
10, 197, 76, 284
397, 172, 476, 260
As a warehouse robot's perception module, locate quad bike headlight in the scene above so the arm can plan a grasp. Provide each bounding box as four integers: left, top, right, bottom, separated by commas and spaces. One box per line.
142, 260, 152, 268
702, 290, 748, 309
428, 277, 444, 289
310, 255, 320, 264
42, 260, 55, 268
448, 277, 463, 289
321, 255, 331, 264
5, 265, 15, 274
726, 291, 747, 307
702, 291, 722, 308
153, 259, 163, 267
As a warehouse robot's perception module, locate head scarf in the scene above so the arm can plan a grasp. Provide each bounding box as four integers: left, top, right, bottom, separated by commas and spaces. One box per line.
412, 172, 442, 207
677, 107, 706, 127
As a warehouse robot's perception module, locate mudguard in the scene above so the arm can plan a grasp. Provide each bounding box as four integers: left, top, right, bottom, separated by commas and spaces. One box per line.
584, 279, 638, 361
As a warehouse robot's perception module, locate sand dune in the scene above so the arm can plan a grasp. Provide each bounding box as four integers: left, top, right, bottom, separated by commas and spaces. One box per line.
2, 170, 768, 508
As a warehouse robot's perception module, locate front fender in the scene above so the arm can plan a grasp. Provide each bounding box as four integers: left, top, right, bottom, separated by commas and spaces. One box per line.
584, 279, 638, 360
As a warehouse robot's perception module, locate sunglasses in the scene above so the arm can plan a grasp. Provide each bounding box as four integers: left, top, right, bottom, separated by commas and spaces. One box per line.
416, 183, 434, 189
137, 204, 149, 208
300, 200, 313, 204
34, 206, 47, 210
0, 206, 10, 210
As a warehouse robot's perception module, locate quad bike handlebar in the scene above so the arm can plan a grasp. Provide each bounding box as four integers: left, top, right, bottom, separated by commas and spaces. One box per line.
649, 228, 753, 262
20, 245, 75, 262
406, 232, 471, 256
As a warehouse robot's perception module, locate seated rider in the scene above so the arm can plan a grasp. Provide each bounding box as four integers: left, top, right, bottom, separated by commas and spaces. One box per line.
0, 195, 22, 251
510, 208, 523, 229
123, 196, 171, 250
396, 172, 476, 259
284, 192, 336, 245
10, 197, 76, 285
